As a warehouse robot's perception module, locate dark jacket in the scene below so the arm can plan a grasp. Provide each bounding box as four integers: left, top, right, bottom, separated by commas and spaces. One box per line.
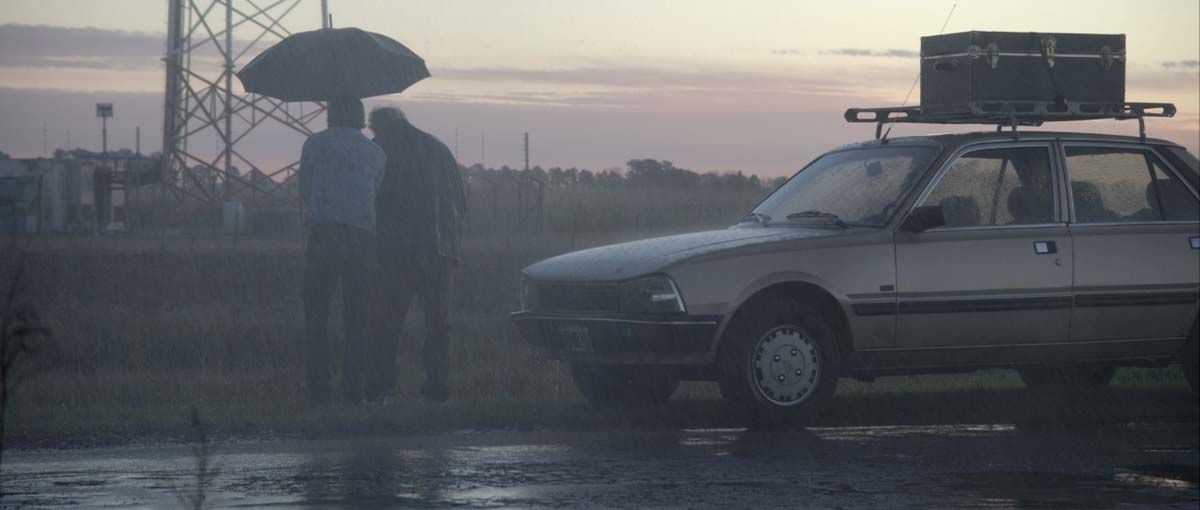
373, 119, 467, 266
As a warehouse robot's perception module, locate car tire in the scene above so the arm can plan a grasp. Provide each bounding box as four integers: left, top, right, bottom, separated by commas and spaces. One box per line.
1182, 326, 1198, 395
570, 363, 678, 407
717, 298, 841, 421
1017, 364, 1116, 389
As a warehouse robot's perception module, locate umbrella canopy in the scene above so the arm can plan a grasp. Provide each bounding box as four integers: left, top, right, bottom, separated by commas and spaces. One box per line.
236, 27, 430, 101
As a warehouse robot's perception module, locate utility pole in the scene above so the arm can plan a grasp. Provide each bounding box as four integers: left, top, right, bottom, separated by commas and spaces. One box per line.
523, 132, 529, 171
42, 122, 47, 157
322, 0, 330, 28
136, 126, 141, 155
481, 129, 486, 168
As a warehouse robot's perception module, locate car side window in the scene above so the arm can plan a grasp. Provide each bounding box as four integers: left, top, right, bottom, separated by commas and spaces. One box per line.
920, 147, 1054, 227
1065, 147, 1200, 223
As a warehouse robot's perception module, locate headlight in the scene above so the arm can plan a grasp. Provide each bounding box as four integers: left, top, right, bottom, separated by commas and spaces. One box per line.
619, 275, 686, 314
519, 277, 538, 311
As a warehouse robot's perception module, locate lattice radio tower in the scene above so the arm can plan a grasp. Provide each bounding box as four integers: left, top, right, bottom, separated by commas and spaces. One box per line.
161, 0, 330, 210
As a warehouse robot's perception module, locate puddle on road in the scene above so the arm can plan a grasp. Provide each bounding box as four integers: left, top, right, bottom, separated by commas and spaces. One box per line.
677, 423, 1018, 451
952, 466, 1198, 510
1117, 464, 1199, 489
2, 423, 1196, 509
811, 423, 1018, 441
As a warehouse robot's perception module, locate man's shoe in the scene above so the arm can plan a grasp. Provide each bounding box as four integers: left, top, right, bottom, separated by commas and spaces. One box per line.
364, 384, 395, 403
342, 390, 365, 406
307, 391, 332, 407
419, 384, 449, 404
365, 393, 394, 406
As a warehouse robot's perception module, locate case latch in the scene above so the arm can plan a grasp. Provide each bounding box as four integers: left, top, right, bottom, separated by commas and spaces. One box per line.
1041, 37, 1057, 68
1099, 46, 1125, 71
966, 43, 1000, 69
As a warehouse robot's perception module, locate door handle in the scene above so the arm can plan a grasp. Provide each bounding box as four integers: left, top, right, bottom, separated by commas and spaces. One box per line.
1190, 237, 1199, 249
1033, 241, 1057, 254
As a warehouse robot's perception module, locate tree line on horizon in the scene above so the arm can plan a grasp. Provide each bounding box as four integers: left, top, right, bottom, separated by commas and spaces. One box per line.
11, 148, 790, 192
462, 158, 788, 191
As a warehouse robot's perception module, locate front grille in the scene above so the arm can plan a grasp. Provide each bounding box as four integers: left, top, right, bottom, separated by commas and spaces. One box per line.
537, 283, 619, 313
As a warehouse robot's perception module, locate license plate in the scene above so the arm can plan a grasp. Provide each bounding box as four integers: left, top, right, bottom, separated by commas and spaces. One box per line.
558, 324, 592, 353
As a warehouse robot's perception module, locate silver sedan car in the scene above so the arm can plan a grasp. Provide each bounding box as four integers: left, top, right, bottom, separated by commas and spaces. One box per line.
511, 131, 1200, 417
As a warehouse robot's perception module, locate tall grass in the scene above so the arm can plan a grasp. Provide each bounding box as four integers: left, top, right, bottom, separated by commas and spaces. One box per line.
5, 186, 1194, 444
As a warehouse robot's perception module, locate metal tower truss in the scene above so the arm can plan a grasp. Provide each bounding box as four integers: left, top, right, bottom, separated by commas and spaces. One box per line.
161, 0, 325, 209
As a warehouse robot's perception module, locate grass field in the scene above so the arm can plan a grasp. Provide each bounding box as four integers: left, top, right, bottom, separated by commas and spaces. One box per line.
10, 367, 1194, 447
5, 186, 1197, 446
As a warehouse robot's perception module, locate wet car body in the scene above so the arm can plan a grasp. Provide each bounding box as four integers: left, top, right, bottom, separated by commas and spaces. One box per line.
512, 131, 1200, 413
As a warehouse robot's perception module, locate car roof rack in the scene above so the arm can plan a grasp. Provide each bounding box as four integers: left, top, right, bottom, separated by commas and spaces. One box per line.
844, 101, 1176, 141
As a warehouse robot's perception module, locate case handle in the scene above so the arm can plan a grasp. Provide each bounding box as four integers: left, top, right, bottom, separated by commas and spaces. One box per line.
934, 59, 958, 71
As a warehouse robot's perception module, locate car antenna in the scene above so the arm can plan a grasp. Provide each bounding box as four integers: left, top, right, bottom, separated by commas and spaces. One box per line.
881, 2, 956, 142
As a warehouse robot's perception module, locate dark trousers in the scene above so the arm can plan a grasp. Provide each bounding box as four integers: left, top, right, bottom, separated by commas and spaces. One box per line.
367, 249, 453, 398
303, 223, 371, 403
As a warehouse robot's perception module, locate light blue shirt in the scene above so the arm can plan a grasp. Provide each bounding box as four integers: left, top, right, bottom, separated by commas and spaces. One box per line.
299, 127, 386, 232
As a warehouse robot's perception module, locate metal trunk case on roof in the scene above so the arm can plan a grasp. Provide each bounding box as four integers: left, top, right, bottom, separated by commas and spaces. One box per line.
920, 31, 1126, 116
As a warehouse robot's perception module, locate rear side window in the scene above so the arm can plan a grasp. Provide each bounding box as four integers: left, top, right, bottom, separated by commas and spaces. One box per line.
921, 146, 1054, 227
1161, 146, 1199, 191
1065, 147, 1200, 223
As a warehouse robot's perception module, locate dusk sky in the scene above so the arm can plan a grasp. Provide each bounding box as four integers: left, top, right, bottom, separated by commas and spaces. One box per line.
1, 0, 1197, 177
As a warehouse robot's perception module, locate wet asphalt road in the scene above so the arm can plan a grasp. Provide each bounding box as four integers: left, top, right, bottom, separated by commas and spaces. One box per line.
3, 423, 1198, 509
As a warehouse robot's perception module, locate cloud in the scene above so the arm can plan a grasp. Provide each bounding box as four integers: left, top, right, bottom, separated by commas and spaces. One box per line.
0, 23, 254, 72
435, 65, 849, 91
0, 24, 166, 70
817, 48, 919, 58
1161, 60, 1200, 69
406, 63, 915, 115
774, 48, 918, 58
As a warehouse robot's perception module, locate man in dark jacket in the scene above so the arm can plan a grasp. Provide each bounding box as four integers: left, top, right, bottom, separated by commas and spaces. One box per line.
366, 106, 466, 403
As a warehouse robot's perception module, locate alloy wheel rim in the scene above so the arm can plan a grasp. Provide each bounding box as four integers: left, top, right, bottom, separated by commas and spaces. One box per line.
750, 325, 821, 407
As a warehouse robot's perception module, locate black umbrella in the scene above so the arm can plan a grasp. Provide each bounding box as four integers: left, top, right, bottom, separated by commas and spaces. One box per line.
236, 27, 430, 101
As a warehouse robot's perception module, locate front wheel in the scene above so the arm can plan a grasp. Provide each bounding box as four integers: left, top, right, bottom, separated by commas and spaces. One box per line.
717, 299, 841, 421
570, 363, 678, 407
1017, 364, 1115, 389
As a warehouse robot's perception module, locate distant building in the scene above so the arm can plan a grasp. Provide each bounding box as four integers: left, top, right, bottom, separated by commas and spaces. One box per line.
0, 154, 158, 233
1, 153, 301, 236
0, 158, 83, 233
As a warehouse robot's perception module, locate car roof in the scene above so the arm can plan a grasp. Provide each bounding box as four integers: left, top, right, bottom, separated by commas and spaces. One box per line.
834, 130, 1185, 152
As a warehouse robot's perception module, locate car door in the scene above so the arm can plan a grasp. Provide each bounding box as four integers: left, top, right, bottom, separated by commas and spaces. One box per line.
1063, 143, 1200, 349
894, 142, 1073, 349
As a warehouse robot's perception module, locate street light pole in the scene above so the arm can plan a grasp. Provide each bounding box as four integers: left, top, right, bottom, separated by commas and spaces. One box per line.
96, 103, 113, 154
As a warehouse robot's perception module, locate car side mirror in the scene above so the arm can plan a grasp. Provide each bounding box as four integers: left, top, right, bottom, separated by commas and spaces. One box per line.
901, 205, 945, 233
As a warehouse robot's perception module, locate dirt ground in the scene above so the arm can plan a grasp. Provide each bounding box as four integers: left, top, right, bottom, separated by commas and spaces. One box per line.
2, 422, 1197, 509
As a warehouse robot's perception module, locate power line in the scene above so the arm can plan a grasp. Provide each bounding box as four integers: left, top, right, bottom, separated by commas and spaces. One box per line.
884, 2, 956, 140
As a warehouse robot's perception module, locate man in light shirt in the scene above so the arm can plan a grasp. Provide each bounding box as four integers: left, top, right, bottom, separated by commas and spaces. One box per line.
298, 96, 385, 405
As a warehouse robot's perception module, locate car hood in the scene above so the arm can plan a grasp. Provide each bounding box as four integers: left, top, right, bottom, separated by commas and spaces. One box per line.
523, 226, 846, 282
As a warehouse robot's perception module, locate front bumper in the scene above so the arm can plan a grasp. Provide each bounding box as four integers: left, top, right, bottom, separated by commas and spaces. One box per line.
510, 312, 721, 365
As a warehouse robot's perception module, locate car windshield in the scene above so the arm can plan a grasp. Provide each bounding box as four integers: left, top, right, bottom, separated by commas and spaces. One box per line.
749, 146, 939, 227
